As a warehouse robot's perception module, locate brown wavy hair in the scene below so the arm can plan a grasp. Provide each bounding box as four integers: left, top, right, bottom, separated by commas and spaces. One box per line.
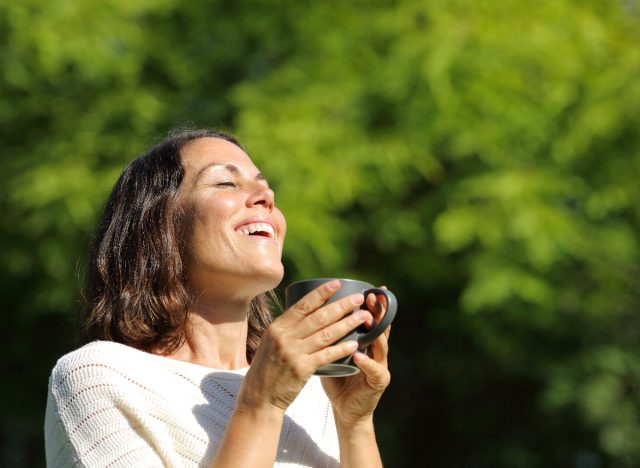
81, 128, 275, 361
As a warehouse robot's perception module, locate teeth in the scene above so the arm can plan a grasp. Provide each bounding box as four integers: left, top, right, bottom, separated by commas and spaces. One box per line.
236, 223, 275, 238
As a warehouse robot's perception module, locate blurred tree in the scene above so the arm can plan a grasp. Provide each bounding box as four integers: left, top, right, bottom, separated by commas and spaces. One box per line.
1, 0, 639, 466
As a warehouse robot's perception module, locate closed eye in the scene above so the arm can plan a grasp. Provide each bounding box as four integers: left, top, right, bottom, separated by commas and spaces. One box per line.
216, 182, 237, 188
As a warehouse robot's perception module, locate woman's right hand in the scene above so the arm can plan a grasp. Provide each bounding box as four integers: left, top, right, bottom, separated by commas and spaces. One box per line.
236, 279, 371, 415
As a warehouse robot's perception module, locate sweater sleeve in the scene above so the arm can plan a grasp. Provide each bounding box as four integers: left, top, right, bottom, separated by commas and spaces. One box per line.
44, 349, 173, 468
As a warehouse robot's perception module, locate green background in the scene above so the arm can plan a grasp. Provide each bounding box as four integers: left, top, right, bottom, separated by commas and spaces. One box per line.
2, 0, 639, 466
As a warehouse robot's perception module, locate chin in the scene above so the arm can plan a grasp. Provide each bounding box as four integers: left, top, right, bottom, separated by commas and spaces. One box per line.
236, 259, 284, 297
259, 262, 285, 291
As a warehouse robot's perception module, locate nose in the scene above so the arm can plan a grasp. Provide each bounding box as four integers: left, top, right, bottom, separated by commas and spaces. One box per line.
247, 182, 275, 211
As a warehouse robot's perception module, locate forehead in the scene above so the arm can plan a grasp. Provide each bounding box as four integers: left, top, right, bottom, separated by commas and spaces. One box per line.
180, 137, 257, 176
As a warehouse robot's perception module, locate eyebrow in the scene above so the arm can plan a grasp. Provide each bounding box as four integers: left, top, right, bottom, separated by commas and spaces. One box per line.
194, 162, 268, 184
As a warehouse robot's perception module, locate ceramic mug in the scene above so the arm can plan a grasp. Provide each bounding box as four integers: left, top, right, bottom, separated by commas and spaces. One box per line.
285, 278, 397, 377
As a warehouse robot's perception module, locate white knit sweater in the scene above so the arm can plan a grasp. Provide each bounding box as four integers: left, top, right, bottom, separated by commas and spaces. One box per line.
45, 341, 340, 467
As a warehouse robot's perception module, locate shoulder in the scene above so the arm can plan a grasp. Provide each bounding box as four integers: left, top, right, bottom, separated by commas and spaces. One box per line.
52, 340, 141, 368
47, 340, 165, 408
50, 341, 141, 387
45, 342, 185, 466
45, 342, 152, 464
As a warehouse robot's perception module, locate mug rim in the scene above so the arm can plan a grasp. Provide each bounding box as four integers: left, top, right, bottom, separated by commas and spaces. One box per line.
286, 278, 374, 289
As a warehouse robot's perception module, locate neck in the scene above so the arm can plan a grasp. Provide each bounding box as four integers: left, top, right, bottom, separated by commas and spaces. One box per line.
167, 293, 253, 370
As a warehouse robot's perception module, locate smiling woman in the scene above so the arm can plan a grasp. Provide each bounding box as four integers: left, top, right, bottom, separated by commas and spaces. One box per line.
44, 129, 391, 468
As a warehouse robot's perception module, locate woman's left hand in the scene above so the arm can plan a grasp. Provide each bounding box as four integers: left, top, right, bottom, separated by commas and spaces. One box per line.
321, 290, 391, 429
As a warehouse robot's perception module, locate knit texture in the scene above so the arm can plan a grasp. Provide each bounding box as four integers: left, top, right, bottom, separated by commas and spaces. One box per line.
45, 341, 340, 467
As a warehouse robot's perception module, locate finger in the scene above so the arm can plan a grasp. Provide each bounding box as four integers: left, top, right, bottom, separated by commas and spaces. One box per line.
297, 292, 365, 338
364, 293, 377, 328
311, 340, 359, 369
378, 293, 388, 314
364, 292, 388, 324
301, 309, 373, 353
282, 280, 341, 322
352, 352, 391, 391
367, 329, 389, 364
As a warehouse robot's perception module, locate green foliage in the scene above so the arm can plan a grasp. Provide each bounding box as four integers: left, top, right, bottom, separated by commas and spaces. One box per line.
2, 0, 640, 466
232, 2, 640, 464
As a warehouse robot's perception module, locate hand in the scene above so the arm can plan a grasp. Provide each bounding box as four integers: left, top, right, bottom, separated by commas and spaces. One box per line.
321, 290, 392, 429
236, 280, 373, 416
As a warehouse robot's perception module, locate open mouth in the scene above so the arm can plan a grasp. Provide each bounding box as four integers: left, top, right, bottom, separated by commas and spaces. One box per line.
235, 222, 276, 239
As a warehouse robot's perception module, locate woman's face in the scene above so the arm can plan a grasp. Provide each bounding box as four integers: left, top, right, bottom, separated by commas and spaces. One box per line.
178, 137, 286, 301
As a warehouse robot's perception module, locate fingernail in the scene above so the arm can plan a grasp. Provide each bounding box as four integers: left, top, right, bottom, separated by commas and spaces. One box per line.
355, 310, 368, 321
351, 293, 364, 305
346, 341, 359, 351
327, 280, 340, 291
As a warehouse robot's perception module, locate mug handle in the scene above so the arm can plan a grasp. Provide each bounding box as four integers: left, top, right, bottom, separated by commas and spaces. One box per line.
353, 288, 397, 347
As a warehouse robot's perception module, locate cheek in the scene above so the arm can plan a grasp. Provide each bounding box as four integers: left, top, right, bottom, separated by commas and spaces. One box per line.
274, 208, 287, 241
205, 196, 237, 218
219, 197, 237, 212
195, 195, 238, 228
188, 196, 237, 251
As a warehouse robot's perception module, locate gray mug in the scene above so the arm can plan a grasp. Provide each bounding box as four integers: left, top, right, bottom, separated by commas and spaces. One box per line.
284, 278, 397, 377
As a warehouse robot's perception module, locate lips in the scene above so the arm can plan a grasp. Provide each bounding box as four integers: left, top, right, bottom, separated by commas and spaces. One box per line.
234, 220, 276, 239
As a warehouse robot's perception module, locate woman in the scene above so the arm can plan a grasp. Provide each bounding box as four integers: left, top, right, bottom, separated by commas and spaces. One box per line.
45, 129, 391, 467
